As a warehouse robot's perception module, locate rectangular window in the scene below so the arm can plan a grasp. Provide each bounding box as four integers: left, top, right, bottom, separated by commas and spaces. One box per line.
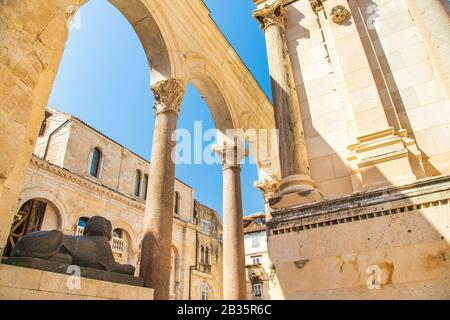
252, 283, 262, 298
201, 220, 209, 235
252, 255, 262, 265
200, 285, 209, 300
251, 233, 260, 248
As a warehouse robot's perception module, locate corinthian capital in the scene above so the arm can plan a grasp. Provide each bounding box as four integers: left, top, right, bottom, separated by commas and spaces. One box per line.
254, 178, 280, 202
253, 0, 286, 31
151, 79, 185, 115
212, 141, 249, 170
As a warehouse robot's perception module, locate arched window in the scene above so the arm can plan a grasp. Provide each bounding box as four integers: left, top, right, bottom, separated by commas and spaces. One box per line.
143, 174, 149, 200
134, 170, 142, 197
205, 247, 210, 265
174, 192, 180, 215
90, 148, 102, 178
76, 217, 90, 236
200, 245, 205, 264
113, 228, 123, 239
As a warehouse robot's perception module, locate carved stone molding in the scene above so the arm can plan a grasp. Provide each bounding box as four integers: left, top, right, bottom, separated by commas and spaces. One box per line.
253, 0, 286, 31
151, 79, 185, 115
255, 178, 280, 202
330, 5, 350, 24
309, 0, 325, 13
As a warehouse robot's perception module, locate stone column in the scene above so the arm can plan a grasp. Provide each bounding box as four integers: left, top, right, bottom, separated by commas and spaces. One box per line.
140, 79, 185, 300
212, 142, 247, 300
405, 0, 450, 99
254, 178, 280, 220
253, 1, 320, 199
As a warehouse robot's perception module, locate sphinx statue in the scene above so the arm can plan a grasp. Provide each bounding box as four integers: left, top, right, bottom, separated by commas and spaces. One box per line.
11, 216, 135, 276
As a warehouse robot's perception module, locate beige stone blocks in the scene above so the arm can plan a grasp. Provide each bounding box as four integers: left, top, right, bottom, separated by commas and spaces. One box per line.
0, 264, 154, 300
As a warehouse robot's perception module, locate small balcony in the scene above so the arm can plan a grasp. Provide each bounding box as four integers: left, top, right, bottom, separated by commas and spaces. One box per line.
198, 263, 211, 274
74, 226, 125, 256
246, 263, 265, 283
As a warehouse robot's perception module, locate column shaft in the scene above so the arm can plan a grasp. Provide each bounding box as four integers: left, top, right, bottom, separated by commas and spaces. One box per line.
222, 165, 247, 300
254, 1, 317, 196
140, 79, 184, 300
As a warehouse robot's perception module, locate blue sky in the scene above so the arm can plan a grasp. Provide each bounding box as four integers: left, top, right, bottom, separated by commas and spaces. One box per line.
49, 0, 271, 217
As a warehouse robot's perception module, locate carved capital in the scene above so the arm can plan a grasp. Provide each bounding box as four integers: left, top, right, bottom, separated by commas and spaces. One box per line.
253, 0, 286, 31
330, 5, 350, 25
309, 0, 325, 13
151, 79, 185, 115
212, 141, 248, 170
254, 178, 280, 202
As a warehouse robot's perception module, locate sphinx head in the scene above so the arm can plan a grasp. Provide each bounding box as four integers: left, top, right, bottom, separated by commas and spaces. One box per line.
83, 216, 113, 241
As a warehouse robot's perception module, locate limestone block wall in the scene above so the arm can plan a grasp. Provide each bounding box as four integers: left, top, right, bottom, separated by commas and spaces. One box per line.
13, 155, 223, 299
267, 178, 450, 299
0, 264, 154, 300
284, 0, 450, 200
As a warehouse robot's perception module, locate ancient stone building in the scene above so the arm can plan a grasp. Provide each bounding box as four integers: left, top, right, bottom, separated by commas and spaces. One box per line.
243, 213, 270, 300
1, 0, 449, 300
253, 0, 450, 299
3, 108, 223, 300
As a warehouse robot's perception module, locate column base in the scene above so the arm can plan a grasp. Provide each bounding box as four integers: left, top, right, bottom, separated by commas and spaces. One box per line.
279, 174, 317, 195
348, 128, 426, 192
268, 175, 323, 209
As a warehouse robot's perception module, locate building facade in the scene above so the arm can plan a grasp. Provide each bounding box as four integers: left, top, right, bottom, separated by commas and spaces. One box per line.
1, 0, 449, 300
4, 108, 223, 300
253, 0, 450, 299
244, 213, 270, 300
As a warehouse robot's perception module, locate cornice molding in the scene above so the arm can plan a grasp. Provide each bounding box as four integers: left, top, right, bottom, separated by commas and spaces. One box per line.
30, 156, 146, 211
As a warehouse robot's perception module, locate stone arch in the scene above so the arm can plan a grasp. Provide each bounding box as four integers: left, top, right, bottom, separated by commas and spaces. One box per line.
169, 245, 181, 300
185, 55, 277, 179
78, 0, 181, 84
112, 220, 138, 248
185, 55, 236, 135
19, 187, 68, 230
112, 226, 133, 265
0, 0, 184, 188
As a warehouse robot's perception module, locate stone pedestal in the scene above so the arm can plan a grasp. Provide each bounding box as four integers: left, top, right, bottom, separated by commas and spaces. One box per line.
140, 79, 185, 300
213, 142, 247, 300
0, 264, 154, 300
253, 0, 321, 203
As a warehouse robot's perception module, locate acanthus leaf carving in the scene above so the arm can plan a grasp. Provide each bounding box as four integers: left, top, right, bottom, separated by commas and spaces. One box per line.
151, 79, 185, 115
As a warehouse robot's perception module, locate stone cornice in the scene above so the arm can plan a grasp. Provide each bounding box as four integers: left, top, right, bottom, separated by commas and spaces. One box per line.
151, 79, 185, 115
253, 0, 286, 31
30, 156, 146, 211
268, 175, 450, 233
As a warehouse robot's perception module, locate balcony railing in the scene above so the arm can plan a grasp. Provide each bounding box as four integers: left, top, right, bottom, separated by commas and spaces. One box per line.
112, 237, 125, 254
75, 226, 85, 236
198, 263, 211, 274
246, 263, 265, 282
73, 226, 126, 255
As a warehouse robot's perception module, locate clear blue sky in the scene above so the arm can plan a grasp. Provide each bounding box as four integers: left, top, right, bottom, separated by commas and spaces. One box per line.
49, 0, 271, 217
